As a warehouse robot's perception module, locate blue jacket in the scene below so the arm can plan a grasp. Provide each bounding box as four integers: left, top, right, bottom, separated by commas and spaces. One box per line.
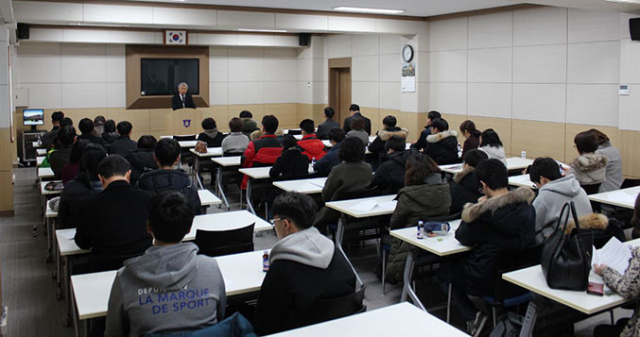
313, 142, 341, 177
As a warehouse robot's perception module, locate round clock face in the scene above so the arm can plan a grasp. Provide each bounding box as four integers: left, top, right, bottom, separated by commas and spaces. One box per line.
402, 44, 414, 62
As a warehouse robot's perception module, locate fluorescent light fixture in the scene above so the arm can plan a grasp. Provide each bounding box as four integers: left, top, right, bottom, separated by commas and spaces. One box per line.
333, 6, 404, 14
238, 28, 288, 33
605, 0, 640, 3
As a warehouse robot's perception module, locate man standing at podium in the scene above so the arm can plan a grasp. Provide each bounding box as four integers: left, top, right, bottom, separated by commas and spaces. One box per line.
171, 82, 196, 111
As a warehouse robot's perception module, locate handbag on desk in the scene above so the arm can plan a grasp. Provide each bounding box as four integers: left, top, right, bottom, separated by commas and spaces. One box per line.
540, 201, 593, 291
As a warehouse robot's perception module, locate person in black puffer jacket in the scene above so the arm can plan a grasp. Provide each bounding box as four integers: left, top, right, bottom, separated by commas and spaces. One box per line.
449, 149, 488, 214
270, 135, 310, 180
424, 118, 460, 165
197, 118, 226, 147
126, 135, 159, 186
137, 138, 202, 215
371, 136, 414, 194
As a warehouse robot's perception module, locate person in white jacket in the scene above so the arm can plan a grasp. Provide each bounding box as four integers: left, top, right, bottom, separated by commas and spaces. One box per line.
478, 128, 507, 167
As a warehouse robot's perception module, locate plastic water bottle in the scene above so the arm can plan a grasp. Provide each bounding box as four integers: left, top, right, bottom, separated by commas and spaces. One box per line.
262, 250, 270, 272
311, 157, 316, 167
417, 220, 424, 240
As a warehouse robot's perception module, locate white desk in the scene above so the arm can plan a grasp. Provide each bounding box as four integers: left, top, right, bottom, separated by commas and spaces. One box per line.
589, 186, 640, 210
508, 174, 536, 189
210, 156, 242, 210
268, 302, 469, 337
211, 156, 241, 167
272, 177, 327, 194
33, 141, 43, 148
325, 195, 397, 218
239, 166, 315, 215
505, 157, 534, 171
40, 180, 62, 196
38, 167, 54, 180
71, 250, 270, 320
190, 147, 223, 158
390, 220, 470, 257
197, 189, 222, 208
45, 208, 58, 218
36, 156, 44, 166
439, 163, 464, 174
178, 140, 198, 148
294, 135, 302, 140
36, 148, 47, 156
322, 140, 332, 148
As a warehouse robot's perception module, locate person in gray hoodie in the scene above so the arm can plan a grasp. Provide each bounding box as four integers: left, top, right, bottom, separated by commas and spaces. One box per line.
255, 192, 356, 335
222, 117, 250, 155
106, 191, 226, 337
590, 129, 623, 193
529, 157, 593, 244
478, 128, 507, 167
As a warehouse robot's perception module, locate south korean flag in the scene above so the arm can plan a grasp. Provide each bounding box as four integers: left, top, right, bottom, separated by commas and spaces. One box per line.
165, 30, 187, 45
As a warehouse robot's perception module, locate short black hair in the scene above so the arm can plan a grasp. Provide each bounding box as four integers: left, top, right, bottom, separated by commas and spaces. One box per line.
148, 191, 194, 243
272, 192, 317, 230
76, 143, 107, 187
201, 118, 216, 130
94, 116, 106, 126
262, 115, 279, 134
79, 118, 94, 134
116, 121, 132, 135
60, 117, 73, 127
385, 136, 406, 152
463, 149, 488, 168
475, 158, 508, 190
324, 107, 335, 119
97, 155, 130, 179
51, 111, 64, 122
529, 157, 562, 184
229, 117, 244, 132
57, 126, 76, 146
69, 139, 89, 163
137, 135, 157, 150
282, 134, 298, 149
239, 110, 252, 118
299, 119, 315, 134
428, 111, 441, 121
350, 117, 365, 131
339, 137, 365, 163
349, 104, 360, 112
480, 129, 503, 148
155, 138, 181, 167
104, 119, 116, 133
574, 131, 598, 154
431, 118, 449, 132
382, 115, 397, 128
328, 128, 345, 143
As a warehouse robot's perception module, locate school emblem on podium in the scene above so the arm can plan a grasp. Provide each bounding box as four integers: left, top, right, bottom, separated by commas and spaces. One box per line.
183, 119, 191, 128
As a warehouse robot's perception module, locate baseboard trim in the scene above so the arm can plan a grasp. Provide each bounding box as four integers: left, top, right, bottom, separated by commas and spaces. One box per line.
0, 210, 15, 217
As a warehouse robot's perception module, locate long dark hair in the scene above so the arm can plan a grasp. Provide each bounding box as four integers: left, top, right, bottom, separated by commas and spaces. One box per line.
405, 154, 440, 186
460, 120, 481, 138
76, 144, 107, 187
633, 194, 640, 238
480, 129, 503, 148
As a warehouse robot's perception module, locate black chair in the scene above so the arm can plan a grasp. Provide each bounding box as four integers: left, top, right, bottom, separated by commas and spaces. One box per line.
294, 287, 366, 328
622, 178, 640, 189
581, 183, 602, 195
194, 223, 255, 257
173, 134, 197, 166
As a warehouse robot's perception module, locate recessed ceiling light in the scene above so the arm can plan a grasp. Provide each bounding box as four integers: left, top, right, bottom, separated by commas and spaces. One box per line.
333, 6, 405, 14
238, 28, 288, 33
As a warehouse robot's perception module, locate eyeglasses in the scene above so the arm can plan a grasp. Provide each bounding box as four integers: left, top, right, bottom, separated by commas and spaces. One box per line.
270, 218, 286, 226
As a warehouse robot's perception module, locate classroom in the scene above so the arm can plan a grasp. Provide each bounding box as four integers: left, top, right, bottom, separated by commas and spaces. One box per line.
1, 0, 640, 336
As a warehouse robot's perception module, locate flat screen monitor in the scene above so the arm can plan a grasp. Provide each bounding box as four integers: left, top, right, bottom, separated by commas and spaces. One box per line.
141, 58, 199, 96
23, 109, 44, 126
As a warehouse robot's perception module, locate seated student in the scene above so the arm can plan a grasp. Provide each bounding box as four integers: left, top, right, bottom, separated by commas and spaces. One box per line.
93, 116, 106, 137
570, 131, 609, 188
198, 118, 226, 147
50, 126, 77, 180
459, 120, 481, 158
126, 135, 158, 186
345, 117, 369, 147
438, 159, 536, 335
106, 191, 226, 337
424, 118, 460, 165
412, 110, 441, 151
297, 119, 326, 161
241, 115, 283, 189
449, 149, 488, 214
137, 138, 202, 215
240, 110, 259, 139
367, 115, 408, 156
102, 119, 119, 144
41, 111, 64, 150
385, 154, 451, 283
270, 135, 309, 180
590, 129, 623, 193
62, 139, 89, 185
78, 118, 108, 148
343, 104, 371, 135
314, 137, 372, 229
255, 192, 356, 335
221, 117, 250, 155
75, 155, 153, 266
316, 107, 340, 140
59, 144, 106, 229
108, 121, 137, 158
371, 136, 412, 194
314, 128, 345, 177
529, 157, 593, 245
478, 128, 507, 166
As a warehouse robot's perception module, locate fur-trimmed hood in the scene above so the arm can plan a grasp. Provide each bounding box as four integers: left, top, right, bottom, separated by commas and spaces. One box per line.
564, 213, 608, 234
462, 187, 536, 223
453, 166, 474, 184
377, 127, 409, 141
427, 130, 458, 144
571, 153, 609, 173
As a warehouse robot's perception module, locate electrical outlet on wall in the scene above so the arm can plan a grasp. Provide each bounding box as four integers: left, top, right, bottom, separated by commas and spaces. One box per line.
521, 151, 526, 159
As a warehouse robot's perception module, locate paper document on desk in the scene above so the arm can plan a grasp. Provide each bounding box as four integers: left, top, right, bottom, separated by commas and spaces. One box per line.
593, 237, 632, 274
59, 231, 76, 240
350, 200, 378, 212
309, 180, 325, 188
377, 200, 398, 210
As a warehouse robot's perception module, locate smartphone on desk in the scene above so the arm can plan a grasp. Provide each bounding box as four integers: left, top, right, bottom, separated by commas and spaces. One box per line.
587, 282, 604, 296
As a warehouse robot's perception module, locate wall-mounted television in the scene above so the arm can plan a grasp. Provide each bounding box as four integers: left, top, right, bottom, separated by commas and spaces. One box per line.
23, 109, 44, 126
140, 58, 199, 96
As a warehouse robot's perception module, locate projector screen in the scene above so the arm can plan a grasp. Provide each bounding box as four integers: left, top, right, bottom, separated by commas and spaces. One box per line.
141, 58, 199, 96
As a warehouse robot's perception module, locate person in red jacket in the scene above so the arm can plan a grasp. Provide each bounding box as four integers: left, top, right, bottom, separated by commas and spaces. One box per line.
240, 115, 283, 189
297, 119, 326, 161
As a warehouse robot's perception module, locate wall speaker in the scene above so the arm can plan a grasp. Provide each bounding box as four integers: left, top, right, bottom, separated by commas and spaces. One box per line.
299, 33, 311, 47
17, 23, 29, 40
630, 18, 640, 41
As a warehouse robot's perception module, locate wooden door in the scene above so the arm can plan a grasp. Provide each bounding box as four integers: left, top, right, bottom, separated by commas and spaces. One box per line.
329, 58, 352, 127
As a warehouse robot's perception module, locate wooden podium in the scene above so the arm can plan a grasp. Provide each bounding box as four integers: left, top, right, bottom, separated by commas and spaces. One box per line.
166, 108, 203, 136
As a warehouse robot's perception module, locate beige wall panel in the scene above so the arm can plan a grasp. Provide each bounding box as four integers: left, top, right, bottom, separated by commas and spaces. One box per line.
228, 104, 264, 122
441, 113, 468, 147
360, 107, 380, 134
564, 124, 620, 164
469, 116, 512, 156
404, 112, 428, 144
620, 130, 640, 178
0, 128, 13, 171
0, 171, 13, 213
107, 108, 150, 132
149, 109, 171, 132
264, 104, 298, 129
296, 103, 313, 123
511, 120, 565, 161
312, 104, 325, 126
201, 106, 230, 133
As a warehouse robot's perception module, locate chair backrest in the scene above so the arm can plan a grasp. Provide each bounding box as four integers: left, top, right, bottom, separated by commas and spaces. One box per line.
222, 151, 243, 157
88, 252, 144, 273
173, 134, 197, 141
492, 245, 541, 302
581, 183, 602, 195
286, 129, 302, 136
622, 178, 640, 189
145, 312, 257, 337
294, 286, 366, 329
194, 223, 255, 257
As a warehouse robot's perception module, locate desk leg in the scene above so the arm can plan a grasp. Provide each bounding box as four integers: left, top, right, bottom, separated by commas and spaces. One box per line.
56, 245, 62, 298
216, 167, 230, 210
246, 178, 255, 215
45, 218, 53, 262
64, 256, 74, 328
193, 157, 203, 190
519, 302, 537, 337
